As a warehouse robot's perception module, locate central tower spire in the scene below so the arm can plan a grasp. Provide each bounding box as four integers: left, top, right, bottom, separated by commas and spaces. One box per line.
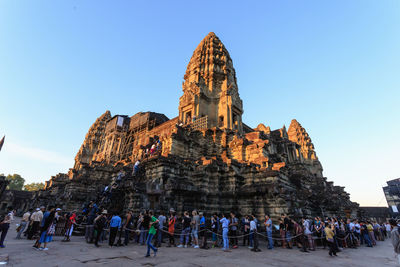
178, 32, 243, 133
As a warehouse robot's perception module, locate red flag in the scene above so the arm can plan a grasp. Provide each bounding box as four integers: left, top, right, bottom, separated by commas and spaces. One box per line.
0, 135, 4, 152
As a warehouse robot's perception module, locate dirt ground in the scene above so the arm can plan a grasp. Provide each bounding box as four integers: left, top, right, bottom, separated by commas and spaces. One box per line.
0, 220, 397, 267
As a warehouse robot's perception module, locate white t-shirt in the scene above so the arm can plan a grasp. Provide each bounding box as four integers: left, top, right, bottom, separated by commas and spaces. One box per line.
386, 224, 392, 232
349, 222, 355, 232
355, 223, 361, 233
304, 220, 312, 234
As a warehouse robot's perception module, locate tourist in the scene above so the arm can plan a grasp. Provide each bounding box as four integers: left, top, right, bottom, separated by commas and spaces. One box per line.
156, 211, 166, 247
85, 201, 98, 243
386, 222, 392, 238
354, 219, 361, 246
63, 210, 77, 242
145, 210, 159, 257
16, 208, 31, 239
28, 207, 44, 240
250, 214, 260, 252
303, 217, 315, 251
150, 143, 156, 155
220, 214, 230, 251
229, 212, 238, 249
297, 218, 309, 253
325, 223, 337, 256
360, 221, 373, 247
191, 210, 200, 248
167, 209, 176, 247
211, 214, 219, 248
199, 212, 208, 249
314, 217, 323, 247
25, 209, 34, 238
109, 211, 122, 247
116, 170, 125, 182
322, 221, 330, 249
138, 212, 147, 245
264, 215, 273, 249
390, 218, 400, 264
124, 210, 134, 246
34, 206, 56, 251
178, 211, 191, 248
242, 215, 250, 247
133, 160, 141, 176
0, 207, 14, 248
279, 218, 286, 248
94, 210, 108, 247
367, 221, 376, 246
283, 214, 293, 249
292, 218, 302, 249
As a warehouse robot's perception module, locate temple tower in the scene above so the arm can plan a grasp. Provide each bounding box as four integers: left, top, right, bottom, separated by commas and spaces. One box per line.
178, 32, 243, 133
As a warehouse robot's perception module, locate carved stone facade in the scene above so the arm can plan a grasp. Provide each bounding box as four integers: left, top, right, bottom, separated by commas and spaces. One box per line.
32, 33, 358, 220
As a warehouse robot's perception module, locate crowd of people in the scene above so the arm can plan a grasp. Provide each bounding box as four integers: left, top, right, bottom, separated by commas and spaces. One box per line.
3, 204, 399, 260
77, 205, 394, 258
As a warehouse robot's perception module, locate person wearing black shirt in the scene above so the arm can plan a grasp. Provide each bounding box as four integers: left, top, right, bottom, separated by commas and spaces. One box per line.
279, 219, 286, 248
94, 211, 107, 247
284, 215, 293, 249
177, 211, 191, 248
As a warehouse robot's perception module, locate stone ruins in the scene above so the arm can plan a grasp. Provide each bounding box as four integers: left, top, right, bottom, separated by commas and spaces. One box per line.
32, 32, 358, 219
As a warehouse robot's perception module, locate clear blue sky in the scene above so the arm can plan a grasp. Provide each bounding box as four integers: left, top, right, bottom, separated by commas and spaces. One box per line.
0, 1, 399, 206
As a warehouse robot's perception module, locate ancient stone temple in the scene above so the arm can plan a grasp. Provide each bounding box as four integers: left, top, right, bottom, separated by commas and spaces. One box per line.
32, 32, 358, 219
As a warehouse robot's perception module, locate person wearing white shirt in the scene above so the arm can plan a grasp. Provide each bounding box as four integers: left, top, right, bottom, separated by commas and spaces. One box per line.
249, 214, 260, 252
220, 214, 230, 250
386, 222, 392, 238
303, 218, 315, 251
16, 209, 32, 239
0, 207, 14, 247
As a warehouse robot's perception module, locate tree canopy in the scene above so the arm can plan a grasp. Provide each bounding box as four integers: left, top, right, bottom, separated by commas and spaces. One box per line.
5, 174, 25, 190
23, 182, 45, 191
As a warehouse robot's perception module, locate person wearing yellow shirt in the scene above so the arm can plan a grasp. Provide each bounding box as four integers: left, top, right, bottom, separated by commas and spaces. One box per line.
324, 223, 337, 256
367, 222, 377, 246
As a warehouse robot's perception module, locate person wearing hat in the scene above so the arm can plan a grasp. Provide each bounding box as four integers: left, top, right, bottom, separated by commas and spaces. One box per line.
94, 210, 108, 247
28, 207, 44, 240
55, 208, 62, 220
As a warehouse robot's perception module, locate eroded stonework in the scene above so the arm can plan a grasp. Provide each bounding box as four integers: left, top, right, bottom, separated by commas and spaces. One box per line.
32, 33, 358, 219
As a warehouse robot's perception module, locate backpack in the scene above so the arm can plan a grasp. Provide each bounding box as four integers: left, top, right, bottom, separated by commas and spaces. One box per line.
95, 216, 106, 229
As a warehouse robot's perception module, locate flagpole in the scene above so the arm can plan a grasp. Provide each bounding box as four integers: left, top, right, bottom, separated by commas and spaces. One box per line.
0, 135, 5, 152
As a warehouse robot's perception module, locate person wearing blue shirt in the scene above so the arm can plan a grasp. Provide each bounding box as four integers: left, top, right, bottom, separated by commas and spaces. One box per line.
109, 212, 121, 247
264, 215, 273, 249
199, 212, 208, 249
220, 214, 230, 250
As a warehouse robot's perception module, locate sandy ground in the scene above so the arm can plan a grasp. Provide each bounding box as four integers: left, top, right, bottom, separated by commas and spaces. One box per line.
0, 220, 397, 267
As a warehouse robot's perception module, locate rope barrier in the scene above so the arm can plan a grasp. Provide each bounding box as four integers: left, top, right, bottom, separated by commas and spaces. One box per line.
76, 223, 360, 242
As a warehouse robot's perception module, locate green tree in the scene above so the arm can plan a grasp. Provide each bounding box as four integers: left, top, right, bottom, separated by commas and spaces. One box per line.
23, 182, 45, 191
6, 174, 25, 190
